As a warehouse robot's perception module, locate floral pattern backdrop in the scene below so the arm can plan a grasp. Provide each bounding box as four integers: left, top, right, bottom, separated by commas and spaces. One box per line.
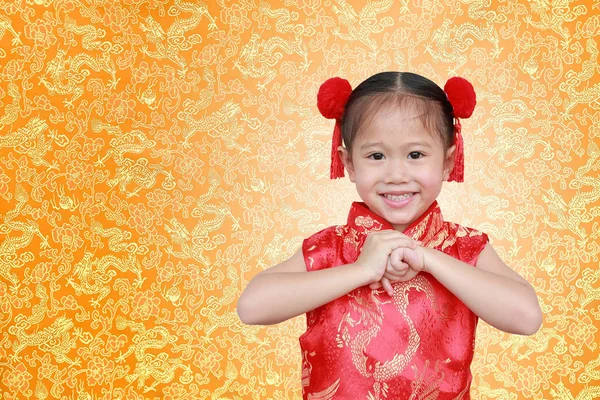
0, 0, 598, 399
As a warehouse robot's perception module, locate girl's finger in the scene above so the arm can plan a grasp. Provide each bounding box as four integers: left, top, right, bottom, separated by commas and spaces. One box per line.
383, 270, 405, 281
394, 263, 409, 275
388, 257, 404, 274
381, 277, 393, 296
391, 249, 406, 267
389, 231, 423, 245
390, 252, 408, 270
386, 256, 395, 273
378, 229, 422, 244
385, 237, 421, 249
403, 238, 420, 249
385, 240, 415, 252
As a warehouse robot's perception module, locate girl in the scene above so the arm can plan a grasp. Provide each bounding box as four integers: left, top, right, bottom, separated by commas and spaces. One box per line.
237, 72, 542, 399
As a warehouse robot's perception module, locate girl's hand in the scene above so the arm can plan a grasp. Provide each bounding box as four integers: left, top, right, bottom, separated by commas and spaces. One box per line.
355, 230, 422, 294
369, 245, 426, 292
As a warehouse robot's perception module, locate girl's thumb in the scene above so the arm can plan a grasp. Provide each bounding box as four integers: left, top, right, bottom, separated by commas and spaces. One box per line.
369, 281, 382, 289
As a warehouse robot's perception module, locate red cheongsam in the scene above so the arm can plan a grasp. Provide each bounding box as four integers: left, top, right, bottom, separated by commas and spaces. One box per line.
300, 200, 489, 400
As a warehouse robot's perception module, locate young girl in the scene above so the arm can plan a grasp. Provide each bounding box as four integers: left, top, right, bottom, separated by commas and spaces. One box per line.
237, 72, 542, 399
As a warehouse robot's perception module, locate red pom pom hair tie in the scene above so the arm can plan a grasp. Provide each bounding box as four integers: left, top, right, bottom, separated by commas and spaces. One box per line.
443, 77, 477, 183
317, 77, 353, 179
317, 75, 475, 181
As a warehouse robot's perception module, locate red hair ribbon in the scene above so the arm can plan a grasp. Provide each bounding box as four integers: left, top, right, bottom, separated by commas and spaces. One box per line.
443, 77, 477, 183
317, 77, 352, 179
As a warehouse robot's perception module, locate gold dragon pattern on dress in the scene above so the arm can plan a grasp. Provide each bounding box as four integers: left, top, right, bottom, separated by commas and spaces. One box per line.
340, 275, 442, 400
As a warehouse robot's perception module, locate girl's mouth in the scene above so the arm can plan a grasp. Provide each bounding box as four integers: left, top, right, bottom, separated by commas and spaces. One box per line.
381, 193, 416, 208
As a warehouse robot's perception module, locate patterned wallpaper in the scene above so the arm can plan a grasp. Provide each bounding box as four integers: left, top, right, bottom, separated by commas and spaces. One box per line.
0, 0, 598, 398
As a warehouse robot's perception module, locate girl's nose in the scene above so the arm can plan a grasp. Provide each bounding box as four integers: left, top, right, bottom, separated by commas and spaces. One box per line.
384, 161, 409, 184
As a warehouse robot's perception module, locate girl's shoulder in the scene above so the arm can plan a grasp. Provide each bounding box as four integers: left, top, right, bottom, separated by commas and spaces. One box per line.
302, 225, 344, 271
441, 221, 490, 265
444, 220, 489, 240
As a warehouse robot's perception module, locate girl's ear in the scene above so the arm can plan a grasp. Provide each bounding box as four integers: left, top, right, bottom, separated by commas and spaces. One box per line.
443, 144, 456, 181
337, 146, 355, 182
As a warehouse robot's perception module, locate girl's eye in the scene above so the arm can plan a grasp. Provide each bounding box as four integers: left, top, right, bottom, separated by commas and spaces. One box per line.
368, 153, 384, 160
368, 152, 424, 160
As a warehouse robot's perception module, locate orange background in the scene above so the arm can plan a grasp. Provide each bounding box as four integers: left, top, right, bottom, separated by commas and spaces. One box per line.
0, 0, 599, 399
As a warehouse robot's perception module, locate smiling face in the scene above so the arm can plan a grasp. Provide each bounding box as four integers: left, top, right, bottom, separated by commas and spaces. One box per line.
338, 102, 455, 232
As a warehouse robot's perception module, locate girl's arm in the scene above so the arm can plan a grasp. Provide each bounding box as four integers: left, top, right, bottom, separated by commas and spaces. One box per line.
423, 243, 542, 335
237, 248, 370, 325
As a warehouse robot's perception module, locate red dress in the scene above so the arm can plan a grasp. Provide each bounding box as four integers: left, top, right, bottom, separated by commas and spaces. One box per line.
300, 200, 489, 399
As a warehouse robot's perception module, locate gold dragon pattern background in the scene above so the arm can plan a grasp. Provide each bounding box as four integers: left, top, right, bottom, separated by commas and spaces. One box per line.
0, 0, 598, 398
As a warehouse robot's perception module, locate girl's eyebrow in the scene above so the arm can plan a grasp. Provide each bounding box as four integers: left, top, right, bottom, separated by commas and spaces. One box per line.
360, 140, 432, 150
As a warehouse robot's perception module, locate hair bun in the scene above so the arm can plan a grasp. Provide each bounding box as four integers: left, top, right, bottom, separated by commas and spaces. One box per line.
444, 77, 476, 119
317, 77, 352, 120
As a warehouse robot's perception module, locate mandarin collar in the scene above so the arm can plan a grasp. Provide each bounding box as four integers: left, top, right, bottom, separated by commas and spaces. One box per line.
346, 200, 444, 244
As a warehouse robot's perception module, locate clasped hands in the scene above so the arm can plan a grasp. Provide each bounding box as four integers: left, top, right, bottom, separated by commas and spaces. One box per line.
357, 230, 426, 296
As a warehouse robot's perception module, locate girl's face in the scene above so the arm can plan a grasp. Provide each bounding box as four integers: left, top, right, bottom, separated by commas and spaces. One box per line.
338, 104, 455, 232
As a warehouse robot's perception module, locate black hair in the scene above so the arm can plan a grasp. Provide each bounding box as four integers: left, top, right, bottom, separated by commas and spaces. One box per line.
340, 72, 455, 157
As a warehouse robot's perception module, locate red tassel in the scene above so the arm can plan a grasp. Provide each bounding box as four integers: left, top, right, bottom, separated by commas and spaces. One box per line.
330, 121, 345, 179
448, 119, 464, 182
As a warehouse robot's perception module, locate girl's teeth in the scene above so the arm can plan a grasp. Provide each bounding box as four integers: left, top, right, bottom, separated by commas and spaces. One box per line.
384, 193, 414, 201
